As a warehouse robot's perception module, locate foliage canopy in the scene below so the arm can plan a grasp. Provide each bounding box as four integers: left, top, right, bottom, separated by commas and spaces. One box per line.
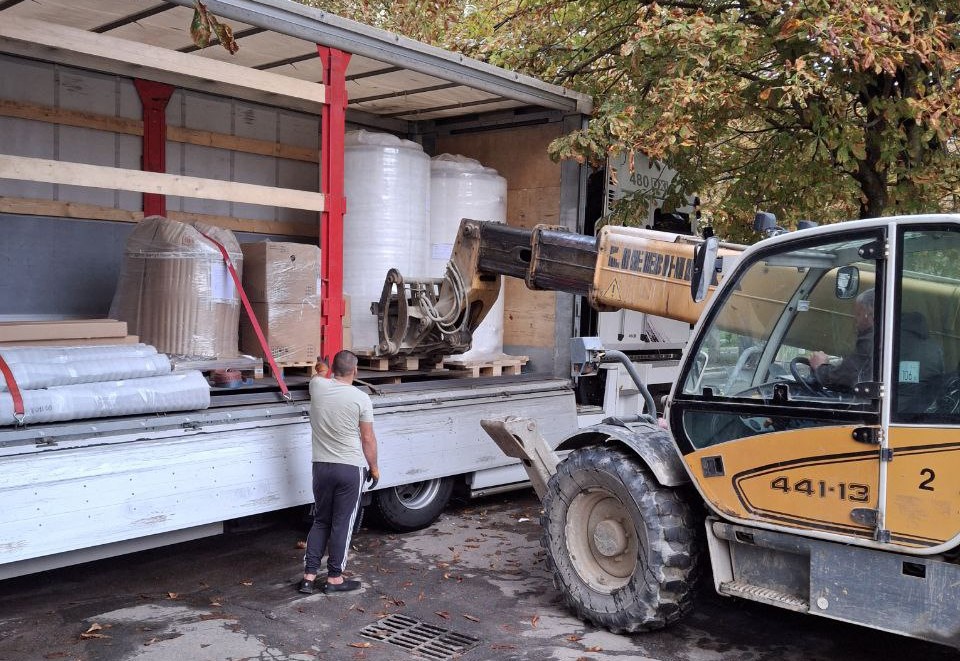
305, 1, 960, 239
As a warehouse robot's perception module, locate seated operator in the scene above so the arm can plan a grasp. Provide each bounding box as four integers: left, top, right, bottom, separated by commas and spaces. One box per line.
808, 289, 874, 392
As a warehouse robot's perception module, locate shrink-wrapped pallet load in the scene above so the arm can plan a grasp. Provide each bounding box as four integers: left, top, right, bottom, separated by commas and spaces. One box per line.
110, 216, 243, 359
240, 241, 321, 364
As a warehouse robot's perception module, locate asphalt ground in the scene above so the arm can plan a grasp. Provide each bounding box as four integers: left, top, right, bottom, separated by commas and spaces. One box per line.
0, 491, 955, 661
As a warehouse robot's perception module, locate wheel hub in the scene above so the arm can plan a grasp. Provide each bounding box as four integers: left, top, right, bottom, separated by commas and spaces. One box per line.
564, 489, 641, 592
593, 519, 628, 557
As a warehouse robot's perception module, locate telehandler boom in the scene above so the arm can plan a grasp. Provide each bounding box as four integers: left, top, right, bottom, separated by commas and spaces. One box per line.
382, 216, 960, 647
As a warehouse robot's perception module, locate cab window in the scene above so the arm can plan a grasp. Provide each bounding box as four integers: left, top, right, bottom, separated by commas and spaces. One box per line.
677, 232, 882, 450
894, 227, 960, 423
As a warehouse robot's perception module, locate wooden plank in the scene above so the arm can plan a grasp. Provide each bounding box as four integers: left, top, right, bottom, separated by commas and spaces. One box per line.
0, 196, 319, 238
0, 16, 326, 114
0, 156, 325, 212
0, 100, 319, 163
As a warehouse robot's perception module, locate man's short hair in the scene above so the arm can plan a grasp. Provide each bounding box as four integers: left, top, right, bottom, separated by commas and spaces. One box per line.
332, 350, 358, 377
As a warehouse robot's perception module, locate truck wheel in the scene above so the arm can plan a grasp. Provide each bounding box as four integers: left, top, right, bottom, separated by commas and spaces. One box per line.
541, 445, 699, 633
373, 477, 455, 532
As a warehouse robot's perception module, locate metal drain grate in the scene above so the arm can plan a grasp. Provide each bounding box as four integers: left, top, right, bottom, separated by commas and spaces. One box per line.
359, 613, 480, 660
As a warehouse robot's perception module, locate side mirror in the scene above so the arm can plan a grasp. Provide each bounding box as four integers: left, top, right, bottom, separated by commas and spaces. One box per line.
835, 266, 860, 299
691, 236, 720, 303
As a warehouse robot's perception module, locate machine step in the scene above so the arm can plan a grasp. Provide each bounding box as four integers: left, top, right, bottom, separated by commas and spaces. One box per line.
719, 580, 808, 613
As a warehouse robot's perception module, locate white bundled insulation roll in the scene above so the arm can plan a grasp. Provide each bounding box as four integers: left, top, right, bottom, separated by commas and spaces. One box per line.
0, 344, 157, 365
0, 354, 171, 392
0, 372, 211, 426
344, 130, 430, 350
430, 154, 508, 359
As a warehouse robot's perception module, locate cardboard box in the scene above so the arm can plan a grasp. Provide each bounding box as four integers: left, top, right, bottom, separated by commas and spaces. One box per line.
110, 217, 242, 358
240, 242, 321, 304
0, 319, 127, 343
240, 302, 320, 364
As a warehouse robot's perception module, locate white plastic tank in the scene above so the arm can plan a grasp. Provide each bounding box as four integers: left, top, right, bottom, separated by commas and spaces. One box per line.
343, 130, 431, 350
430, 154, 508, 359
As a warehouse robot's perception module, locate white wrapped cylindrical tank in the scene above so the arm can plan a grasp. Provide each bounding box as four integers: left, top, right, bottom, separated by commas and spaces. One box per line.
430, 154, 508, 359
343, 130, 430, 350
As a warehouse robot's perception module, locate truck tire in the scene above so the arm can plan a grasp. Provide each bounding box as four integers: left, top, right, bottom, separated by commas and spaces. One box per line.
373, 477, 455, 532
541, 445, 699, 633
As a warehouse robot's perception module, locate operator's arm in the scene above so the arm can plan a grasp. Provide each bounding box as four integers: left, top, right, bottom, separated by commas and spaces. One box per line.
360, 421, 378, 476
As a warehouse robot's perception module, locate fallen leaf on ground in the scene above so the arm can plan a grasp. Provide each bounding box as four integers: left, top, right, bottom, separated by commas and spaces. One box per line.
586, 646, 603, 652
347, 641, 372, 648
417, 590, 425, 602
530, 615, 540, 628
462, 614, 479, 622
435, 611, 450, 619
144, 638, 159, 646
566, 634, 583, 642
240, 580, 253, 586
210, 598, 223, 607
295, 540, 307, 549
79, 623, 110, 641
166, 592, 179, 599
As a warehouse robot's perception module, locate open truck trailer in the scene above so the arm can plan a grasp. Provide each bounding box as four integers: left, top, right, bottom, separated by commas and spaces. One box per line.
0, 0, 592, 578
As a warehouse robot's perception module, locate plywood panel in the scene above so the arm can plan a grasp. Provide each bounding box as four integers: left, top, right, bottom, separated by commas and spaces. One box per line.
436, 124, 564, 350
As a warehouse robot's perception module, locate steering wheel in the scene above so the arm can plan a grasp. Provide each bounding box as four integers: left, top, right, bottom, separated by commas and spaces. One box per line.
790, 356, 825, 395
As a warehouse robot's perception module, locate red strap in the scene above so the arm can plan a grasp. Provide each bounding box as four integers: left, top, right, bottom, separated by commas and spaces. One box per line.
0, 353, 25, 423
197, 231, 291, 401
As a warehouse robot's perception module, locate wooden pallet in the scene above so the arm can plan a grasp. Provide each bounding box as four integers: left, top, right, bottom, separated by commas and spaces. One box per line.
265, 360, 316, 378
355, 352, 445, 372
443, 354, 529, 378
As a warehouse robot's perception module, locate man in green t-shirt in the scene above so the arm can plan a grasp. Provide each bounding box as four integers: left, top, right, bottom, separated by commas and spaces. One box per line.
299, 350, 379, 594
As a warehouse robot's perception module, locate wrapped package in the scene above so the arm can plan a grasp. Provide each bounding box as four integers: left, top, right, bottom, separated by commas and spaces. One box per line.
0, 353, 171, 392
240, 241, 321, 305
240, 301, 320, 364
240, 241, 321, 364
0, 344, 157, 364
109, 216, 242, 359
0, 371, 211, 426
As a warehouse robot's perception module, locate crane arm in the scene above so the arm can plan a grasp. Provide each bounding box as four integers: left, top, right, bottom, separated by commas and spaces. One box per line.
373, 219, 743, 358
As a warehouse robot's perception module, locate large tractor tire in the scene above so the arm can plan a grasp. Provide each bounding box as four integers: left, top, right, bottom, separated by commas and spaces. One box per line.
541, 445, 699, 633
373, 477, 455, 533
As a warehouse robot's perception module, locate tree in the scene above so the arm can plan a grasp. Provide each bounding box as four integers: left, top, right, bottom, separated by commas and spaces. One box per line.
304, 1, 960, 238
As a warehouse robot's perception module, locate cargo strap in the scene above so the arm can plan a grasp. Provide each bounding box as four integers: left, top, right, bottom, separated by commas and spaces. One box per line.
0, 353, 25, 424
198, 231, 292, 402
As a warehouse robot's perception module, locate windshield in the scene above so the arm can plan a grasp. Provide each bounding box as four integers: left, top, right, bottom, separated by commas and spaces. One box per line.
682, 233, 881, 404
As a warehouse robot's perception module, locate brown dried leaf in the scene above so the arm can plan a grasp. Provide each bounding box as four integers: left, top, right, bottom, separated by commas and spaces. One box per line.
240, 580, 253, 586
347, 642, 372, 648
417, 590, 425, 602
586, 646, 603, 652
566, 634, 584, 642
167, 592, 179, 600
530, 615, 540, 629
462, 614, 479, 622
435, 611, 450, 619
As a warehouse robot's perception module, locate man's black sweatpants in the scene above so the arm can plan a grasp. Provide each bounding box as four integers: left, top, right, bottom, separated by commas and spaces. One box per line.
304, 462, 364, 577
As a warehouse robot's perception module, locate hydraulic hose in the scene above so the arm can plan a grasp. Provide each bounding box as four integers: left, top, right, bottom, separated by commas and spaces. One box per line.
600, 349, 658, 421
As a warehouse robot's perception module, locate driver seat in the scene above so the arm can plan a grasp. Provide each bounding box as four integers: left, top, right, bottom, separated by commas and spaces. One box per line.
897, 311, 944, 418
